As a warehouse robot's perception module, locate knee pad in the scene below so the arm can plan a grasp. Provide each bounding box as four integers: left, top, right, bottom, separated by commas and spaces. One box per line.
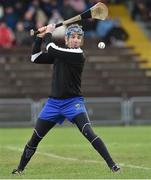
81, 123, 97, 142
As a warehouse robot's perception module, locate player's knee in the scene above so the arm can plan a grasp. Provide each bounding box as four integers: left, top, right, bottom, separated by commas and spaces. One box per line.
28, 130, 43, 147
82, 124, 97, 142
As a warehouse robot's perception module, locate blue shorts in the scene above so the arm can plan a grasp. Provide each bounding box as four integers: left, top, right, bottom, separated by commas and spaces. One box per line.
38, 97, 88, 124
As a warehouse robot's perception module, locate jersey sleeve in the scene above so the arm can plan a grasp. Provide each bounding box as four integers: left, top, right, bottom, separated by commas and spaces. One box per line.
31, 37, 54, 64
44, 33, 84, 64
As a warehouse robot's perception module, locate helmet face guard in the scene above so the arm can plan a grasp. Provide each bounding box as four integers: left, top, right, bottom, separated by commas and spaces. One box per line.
65, 24, 84, 38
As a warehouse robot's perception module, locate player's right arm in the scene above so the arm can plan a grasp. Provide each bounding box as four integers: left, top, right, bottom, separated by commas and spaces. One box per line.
31, 27, 54, 64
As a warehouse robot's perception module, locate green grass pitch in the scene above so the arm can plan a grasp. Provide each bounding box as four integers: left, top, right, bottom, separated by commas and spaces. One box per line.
0, 126, 151, 179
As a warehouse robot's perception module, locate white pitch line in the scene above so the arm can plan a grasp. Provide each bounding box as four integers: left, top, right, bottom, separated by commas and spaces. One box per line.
119, 163, 151, 171
3, 146, 151, 171
4, 146, 100, 164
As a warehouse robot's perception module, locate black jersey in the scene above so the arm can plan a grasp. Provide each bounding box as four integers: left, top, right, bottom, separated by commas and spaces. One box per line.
31, 33, 85, 98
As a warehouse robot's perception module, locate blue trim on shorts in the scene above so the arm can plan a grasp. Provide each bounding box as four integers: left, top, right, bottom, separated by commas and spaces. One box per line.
38, 97, 88, 124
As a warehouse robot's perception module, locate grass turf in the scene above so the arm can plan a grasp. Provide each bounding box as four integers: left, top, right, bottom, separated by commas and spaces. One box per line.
0, 126, 151, 179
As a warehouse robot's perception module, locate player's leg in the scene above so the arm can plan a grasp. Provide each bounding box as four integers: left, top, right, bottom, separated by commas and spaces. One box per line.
72, 113, 120, 172
12, 119, 56, 174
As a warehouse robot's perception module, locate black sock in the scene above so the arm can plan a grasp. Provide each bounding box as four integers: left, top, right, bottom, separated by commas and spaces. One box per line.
91, 137, 115, 168
16, 119, 56, 171
73, 113, 115, 168
18, 144, 37, 171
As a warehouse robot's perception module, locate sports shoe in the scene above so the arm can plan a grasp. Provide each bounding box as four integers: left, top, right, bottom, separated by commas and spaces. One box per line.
12, 169, 23, 175
110, 164, 120, 172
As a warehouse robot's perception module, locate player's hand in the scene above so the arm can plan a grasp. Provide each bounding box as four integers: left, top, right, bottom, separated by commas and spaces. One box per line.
45, 24, 56, 34
37, 26, 47, 38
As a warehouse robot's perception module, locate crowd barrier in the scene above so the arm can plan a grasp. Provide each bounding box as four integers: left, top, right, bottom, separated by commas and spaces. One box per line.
0, 97, 151, 127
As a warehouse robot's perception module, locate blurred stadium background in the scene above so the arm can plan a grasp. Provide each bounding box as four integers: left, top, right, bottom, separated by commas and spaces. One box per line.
1, 0, 151, 126
0, 0, 151, 179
